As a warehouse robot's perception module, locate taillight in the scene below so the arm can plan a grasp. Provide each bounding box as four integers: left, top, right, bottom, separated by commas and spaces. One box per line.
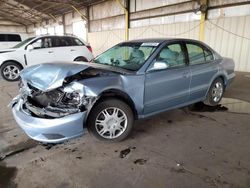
87, 45, 92, 53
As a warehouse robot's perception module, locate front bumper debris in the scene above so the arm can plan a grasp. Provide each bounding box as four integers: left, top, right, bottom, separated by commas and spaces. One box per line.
12, 98, 86, 143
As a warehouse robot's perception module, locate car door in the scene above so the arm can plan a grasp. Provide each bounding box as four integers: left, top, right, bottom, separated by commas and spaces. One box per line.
25, 37, 56, 66
185, 42, 218, 101
144, 42, 191, 115
69, 37, 91, 61
52, 36, 72, 61
52, 36, 89, 61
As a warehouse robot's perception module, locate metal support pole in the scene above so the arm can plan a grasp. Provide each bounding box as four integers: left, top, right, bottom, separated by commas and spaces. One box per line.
116, 0, 129, 41
199, 0, 208, 41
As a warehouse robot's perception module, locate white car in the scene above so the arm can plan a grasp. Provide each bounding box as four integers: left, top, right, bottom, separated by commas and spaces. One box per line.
0, 35, 94, 81
0, 33, 28, 50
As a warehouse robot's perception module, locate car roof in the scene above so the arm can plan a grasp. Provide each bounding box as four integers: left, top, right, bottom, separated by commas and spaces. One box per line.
36, 35, 77, 38
122, 38, 202, 44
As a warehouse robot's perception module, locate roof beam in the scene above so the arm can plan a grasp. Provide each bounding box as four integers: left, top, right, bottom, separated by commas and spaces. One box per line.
0, 13, 27, 26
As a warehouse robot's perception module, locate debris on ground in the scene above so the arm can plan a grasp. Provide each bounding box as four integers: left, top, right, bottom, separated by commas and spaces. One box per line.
41, 143, 56, 150
119, 146, 136, 158
134, 159, 147, 165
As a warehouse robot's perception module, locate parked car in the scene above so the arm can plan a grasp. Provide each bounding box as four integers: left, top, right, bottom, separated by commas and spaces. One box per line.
0, 33, 28, 50
0, 35, 93, 81
10, 38, 235, 143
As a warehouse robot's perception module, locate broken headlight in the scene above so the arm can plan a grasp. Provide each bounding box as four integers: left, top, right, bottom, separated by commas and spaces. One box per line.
61, 82, 86, 106
62, 91, 81, 105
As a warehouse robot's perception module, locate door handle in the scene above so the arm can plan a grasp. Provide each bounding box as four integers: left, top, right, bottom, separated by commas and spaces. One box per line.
70, 49, 76, 52
48, 51, 53, 53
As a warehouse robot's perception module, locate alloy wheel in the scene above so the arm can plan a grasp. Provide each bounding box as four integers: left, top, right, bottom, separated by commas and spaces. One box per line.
212, 82, 223, 102
95, 107, 128, 139
3, 65, 20, 80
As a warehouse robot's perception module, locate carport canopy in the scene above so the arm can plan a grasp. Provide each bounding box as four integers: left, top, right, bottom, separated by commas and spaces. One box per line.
0, 0, 104, 26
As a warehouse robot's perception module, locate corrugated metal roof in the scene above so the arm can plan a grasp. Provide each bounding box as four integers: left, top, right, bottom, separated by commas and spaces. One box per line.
0, 0, 105, 25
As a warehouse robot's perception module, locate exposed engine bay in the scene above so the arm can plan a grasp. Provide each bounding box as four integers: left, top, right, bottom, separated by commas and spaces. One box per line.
13, 66, 114, 119
11, 63, 127, 119
17, 81, 95, 119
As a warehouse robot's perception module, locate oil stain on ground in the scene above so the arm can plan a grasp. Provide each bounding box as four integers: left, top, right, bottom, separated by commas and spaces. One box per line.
0, 162, 17, 188
189, 102, 228, 112
134, 159, 147, 165
189, 98, 250, 114
119, 146, 136, 158
0, 139, 38, 161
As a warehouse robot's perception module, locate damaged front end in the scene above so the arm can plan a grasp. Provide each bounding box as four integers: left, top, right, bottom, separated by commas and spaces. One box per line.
9, 63, 101, 143
13, 80, 96, 119
10, 63, 99, 119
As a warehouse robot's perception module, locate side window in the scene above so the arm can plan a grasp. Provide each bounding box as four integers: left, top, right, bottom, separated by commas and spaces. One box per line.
59, 37, 73, 47
72, 38, 84, 46
0, 34, 21, 42
42, 37, 52, 48
0, 34, 6, 42
53, 37, 61, 47
31, 39, 43, 49
31, 37, 52, 49
7, 34, 21, 42
186, 43, 214, 65
155, 43, 185, 68
204, 48, 214, 62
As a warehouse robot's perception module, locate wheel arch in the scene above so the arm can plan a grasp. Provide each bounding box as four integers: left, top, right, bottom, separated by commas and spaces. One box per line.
204, 75, 226, 102
89, 89, 138, 120
1, 60, 24, 70
74, 56, 88, 62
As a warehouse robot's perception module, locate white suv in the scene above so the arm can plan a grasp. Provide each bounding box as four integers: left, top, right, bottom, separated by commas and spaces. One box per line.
0, 33, 28, 50
0, 35, 93, 81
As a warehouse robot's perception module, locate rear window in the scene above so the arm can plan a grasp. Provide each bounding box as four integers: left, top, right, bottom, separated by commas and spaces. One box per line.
52, 37, 84, 47
0, 34, 21, 42
0, 34, 5, 42
7, 34, 21, 42
53, 37, 72, 47
72, 38, 84, 46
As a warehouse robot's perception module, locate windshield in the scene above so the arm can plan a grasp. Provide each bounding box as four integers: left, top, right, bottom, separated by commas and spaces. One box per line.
93, 42, 159, 71
12, 37, 35, 48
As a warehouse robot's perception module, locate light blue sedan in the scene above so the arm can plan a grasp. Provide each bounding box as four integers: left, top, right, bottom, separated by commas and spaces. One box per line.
11, 38, 235, 143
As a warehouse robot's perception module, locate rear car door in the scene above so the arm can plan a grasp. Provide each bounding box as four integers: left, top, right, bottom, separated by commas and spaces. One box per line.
69, 37, 92, 61
185, 42, 218, 101
144, 42, 191, 115
25, 37, 56, 66
52, 36, 73, 61
52, 36, 91, 62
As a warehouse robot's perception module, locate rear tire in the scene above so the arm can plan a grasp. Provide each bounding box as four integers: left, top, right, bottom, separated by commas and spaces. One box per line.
0, 61, 22, 81
87, 99, 134, 142
204, 77, 224, 106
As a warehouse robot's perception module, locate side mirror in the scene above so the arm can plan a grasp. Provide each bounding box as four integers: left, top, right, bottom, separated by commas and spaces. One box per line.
26, 44, 34, 51
148, 61, 169, 72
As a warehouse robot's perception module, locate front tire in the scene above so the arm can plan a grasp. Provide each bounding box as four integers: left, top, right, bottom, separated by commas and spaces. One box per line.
204, 77, 224, 106
0, 61, 22, 81
87, 99, 134, 142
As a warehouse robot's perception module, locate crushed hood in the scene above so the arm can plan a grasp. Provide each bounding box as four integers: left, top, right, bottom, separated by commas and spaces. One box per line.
20, 62, 89, 92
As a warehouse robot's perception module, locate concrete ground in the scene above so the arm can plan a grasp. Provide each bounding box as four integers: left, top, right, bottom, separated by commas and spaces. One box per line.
0, 72, 250, 188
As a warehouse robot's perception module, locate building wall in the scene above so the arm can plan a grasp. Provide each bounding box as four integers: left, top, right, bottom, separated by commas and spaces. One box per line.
0, 20, 27, 33
26, 8, 87, 39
